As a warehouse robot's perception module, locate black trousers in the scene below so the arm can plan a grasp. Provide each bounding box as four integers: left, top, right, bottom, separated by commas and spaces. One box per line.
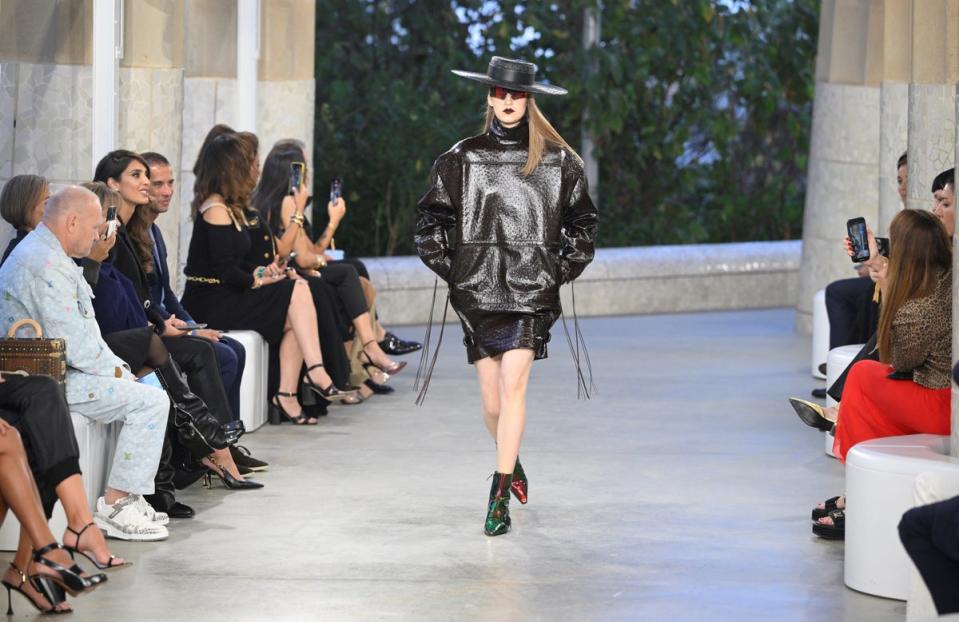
824, 276, 879, 349
899, 495, 959, 614
163, 336, 232, 426
0, 375, 80, 518
318, 262, 368, 320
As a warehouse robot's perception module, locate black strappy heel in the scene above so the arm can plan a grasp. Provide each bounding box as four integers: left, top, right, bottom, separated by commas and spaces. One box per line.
31, 542, 107, 598
64, 522, 132, 571
270, 392, 315, 424
3, 562, 68, 615
358, 340, 407, 379
301, 363, 352, 402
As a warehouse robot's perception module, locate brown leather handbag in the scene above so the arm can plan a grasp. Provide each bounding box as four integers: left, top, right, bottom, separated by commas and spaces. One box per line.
0, 319, 67, 384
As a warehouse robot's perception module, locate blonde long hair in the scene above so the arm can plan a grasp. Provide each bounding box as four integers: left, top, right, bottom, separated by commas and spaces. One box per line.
485, 96, 581, 176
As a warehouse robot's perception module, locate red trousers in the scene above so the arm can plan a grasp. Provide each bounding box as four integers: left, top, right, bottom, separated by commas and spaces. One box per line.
833, 360, 951, 462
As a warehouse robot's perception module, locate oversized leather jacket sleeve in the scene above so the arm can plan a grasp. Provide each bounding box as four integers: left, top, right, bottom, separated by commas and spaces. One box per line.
558, 158, 597, 284
414, 151, 459, 282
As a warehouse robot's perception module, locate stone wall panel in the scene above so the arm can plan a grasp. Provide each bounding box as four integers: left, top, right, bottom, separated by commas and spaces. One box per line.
0, 63, 17, 179
13, 63, 92, 182
256, 79, 315, 157
878, 81, 908, 233
906, 83, 957, 211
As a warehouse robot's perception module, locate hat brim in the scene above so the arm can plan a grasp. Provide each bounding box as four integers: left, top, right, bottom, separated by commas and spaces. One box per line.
451, 70, 568, 96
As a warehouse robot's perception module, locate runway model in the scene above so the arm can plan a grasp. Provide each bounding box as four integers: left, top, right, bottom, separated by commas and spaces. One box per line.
414, 56, 598, 536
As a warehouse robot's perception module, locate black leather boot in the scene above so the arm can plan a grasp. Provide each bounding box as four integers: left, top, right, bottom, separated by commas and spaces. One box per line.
153, 356, 229, 456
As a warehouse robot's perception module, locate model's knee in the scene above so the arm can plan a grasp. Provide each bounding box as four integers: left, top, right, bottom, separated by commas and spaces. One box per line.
483, 406, 500, 421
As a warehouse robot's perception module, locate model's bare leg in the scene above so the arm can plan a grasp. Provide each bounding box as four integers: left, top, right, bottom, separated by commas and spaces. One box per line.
475, 356, 502, 440
495, 349, 535, 474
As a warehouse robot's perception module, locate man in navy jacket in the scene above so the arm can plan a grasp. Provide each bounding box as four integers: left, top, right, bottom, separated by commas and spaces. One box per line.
142, 152, 266, 474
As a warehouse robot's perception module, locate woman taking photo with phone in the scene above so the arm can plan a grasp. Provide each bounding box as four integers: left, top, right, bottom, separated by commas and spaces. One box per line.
252, 140, 405, 401
183, 133, 355, 425
415, 57, 598, 537
808, 209, 952, 540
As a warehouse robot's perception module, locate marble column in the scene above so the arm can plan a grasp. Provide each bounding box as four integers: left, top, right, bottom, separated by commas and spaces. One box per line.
878, 82, 908, 233
906, 85, 956, 211
796, 0, 883, 333
877, 0, 911, 233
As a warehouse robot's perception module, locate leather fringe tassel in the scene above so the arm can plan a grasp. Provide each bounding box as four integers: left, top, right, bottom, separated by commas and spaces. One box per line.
413, 277, 449, 406
560, 281, 595, 400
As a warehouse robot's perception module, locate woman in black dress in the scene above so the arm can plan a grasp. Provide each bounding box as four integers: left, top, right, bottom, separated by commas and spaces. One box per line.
415, 57, 597, 536
252, 140, 406, 399
183, 134, 354, 424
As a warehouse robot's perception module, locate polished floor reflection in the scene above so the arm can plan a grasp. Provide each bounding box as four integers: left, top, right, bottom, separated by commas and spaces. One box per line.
1, 310, 903, 621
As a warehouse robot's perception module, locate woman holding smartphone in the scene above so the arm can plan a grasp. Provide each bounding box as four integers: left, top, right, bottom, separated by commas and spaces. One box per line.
253, 140, 405, 398
415, 57, 598, 536
809, 209, 952, 539
183, 133, 355, 425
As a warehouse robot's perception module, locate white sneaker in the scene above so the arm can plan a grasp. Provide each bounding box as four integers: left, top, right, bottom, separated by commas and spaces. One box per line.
94, 496, 169, 542
134, 495, 170, 526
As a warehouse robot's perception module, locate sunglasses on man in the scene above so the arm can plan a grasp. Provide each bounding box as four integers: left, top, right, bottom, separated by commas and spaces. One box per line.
489, 86, 528, 100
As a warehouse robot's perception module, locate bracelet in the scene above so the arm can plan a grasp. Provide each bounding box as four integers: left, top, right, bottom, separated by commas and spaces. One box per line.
315, 256, 327, 269
290, 212, 305, 227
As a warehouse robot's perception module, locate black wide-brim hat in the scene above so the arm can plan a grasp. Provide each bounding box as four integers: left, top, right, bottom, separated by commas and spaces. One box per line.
452, 56, 568, 96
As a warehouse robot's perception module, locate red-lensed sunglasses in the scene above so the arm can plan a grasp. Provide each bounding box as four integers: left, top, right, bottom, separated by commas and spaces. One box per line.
489, 86, 528, 100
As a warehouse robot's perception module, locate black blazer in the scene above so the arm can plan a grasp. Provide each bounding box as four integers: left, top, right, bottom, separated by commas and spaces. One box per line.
110, 224, 166, 328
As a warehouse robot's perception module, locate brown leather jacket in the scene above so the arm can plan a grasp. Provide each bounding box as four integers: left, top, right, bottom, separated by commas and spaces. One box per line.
414, 118, 598, 315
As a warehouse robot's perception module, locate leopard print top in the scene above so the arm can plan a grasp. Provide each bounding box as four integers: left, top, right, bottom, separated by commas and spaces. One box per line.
890, 268, 952, 389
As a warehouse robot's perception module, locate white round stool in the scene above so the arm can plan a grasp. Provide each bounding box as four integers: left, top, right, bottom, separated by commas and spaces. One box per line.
824, 344, 863, 408
812, 288, 829, 379
845, 434, 959, 600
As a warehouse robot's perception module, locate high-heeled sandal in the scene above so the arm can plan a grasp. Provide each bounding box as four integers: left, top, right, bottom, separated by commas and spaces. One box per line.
301, 363, 352, 402
63, 522, 132, 571
202, 455, 264, 490
3, 562, 68, 615
31, 542, 107, 598
359, 340, 407, 379
270, 392, 316, 425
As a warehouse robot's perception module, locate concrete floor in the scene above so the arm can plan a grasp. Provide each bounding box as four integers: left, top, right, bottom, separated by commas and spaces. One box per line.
2, 309, 904, 621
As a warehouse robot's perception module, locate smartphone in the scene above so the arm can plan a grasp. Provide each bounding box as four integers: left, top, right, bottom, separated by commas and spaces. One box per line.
175, 323, 208, 331
847, 217, 870, 263
104, 206, 118, 239
875, 236, 890, 258
289, 162, 306, 194
326, 249, 345, 261
329, 178, 342, 205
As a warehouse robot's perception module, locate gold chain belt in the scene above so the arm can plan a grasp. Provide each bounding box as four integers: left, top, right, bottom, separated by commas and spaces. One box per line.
185, 276, 222, 285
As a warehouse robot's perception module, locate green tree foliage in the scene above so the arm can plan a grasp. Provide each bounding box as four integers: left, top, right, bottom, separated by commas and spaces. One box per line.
312, 0, 818, 256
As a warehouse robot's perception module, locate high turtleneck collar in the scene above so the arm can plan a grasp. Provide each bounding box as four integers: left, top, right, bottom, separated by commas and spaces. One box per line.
489, 116, 529, 144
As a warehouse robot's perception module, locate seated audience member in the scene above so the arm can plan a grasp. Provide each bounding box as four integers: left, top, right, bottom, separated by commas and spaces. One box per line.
791, 165, 953, 423
80, 181, 260, 496
0, 373, 123, 613
140, 152, 251, 439
183, 132, 355, 424
899, 396, 959, 620
92, 152, 266, 476
0, 174, 50, 263
254, 140, 406, 402
140, 154, 265, 470
0, 185, 170, 541
819, 153, 907, 376
932, 167, 955, 237
808, 209, 952, 540
0, 419, 106, 614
